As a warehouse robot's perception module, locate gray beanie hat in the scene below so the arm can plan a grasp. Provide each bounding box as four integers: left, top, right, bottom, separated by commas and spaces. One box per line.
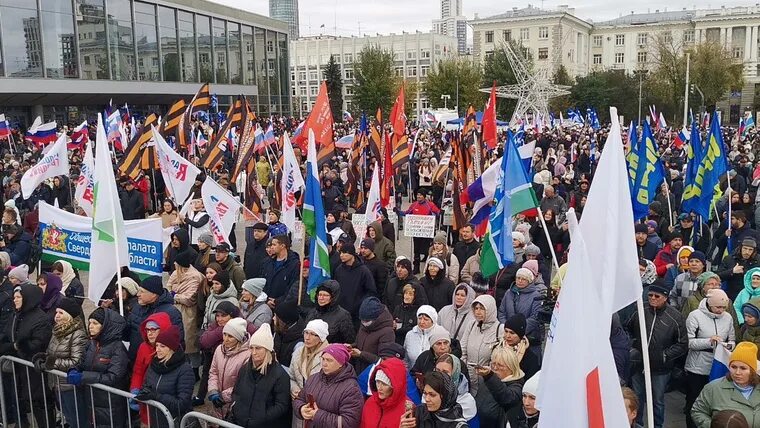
198, 232, 214, 247
242, 278, 266, 297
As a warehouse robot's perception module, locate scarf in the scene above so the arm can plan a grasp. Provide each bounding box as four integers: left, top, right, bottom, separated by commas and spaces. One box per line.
53, 317, 82, 338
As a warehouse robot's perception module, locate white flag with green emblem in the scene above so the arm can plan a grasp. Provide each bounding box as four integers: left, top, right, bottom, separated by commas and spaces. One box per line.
87, 114, 129, 303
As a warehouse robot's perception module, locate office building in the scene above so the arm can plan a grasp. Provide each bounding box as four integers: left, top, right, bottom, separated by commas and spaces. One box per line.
433, 0, 468, 54
269, 0, 299, 40
0, 0, 291, 126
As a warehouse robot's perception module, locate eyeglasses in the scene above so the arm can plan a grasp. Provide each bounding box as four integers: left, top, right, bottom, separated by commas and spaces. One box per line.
647, 293, 665, 299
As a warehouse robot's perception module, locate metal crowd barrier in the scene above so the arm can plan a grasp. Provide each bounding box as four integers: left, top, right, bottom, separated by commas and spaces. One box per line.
180, 411, 242, 428
0, 355, 175, 428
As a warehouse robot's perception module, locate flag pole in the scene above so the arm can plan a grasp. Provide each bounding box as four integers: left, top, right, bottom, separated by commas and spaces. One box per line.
536, 206, 561, 272
727, 171, 733, 252
297, 226, 306, 306
636, 295, 655, 428
664, 181, 674, 228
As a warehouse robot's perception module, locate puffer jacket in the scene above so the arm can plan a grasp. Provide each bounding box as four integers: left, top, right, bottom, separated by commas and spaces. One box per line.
734, 267, 760, 324
692, 377, 760, 427
79, 310, 129, 427
131, 312, 173, 425
404, 322, 446, 367
626, 301, 688, 375
289, 341, 329, 399
369, 221, 396, 270
360, 358, 411, 428
241, 297, 273, 328
167, 265, 204, 354
203, 283, 239, 328
385, 274, 427, 311
685, 299, 736, 375
231, 360, 292, 428
459, 253, 481, 284
44, 317, 88, 390
352, 307, 396, 373
274, 318, 306, 368
739, 298, 760, 356
438, 284, 477, 342
497, 281, 546, 349
141, 350, 195, 428
127, 289, 184, 360
0, 284, 51, 360
682, 288, 740, 331
293, 363, 364, 428
305, 280, 356, 344
420, 260, 456, 312
208, 342, 251, 419
462, 294, 503, 395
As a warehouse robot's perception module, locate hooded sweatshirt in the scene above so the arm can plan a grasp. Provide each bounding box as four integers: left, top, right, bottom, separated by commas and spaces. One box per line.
438, 284, 477, 342
734, 267, 760, 324
166, 229, 197, 274
404, 306, 443, 367
462, 294, 503, 395
368, 221, 397, 271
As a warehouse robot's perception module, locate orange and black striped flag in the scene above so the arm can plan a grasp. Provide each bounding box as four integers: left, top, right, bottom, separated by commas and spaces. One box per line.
159, 100, 186, 136
245, 160, 264, 221
389, 85, 409, 174
228, 97, 245, 131
368, 108, 382, 161
451, 176, 468, 231
200, 101, 241, 170
190, 83, 211, 112
118, 114, 158, 180
231, 99, 257, 182
175, 109, 193, 152
463, 105, 477, 136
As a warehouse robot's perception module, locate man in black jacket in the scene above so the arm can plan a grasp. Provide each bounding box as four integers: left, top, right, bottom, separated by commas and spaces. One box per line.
125, 276, 184, 359
244, 222, 270, 279
119, 179, 145, 220
717, 237, 760, 300
262, 235, 301, 307
626, 280, 687, 428
453, 224, 479, 269
333, 243, 376, 323
359, 238, 388, 302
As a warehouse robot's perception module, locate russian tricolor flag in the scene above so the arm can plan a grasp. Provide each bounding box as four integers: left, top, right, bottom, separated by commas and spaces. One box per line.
335, 134, 354, 149
673, 126, 689, 149
0, 114, 11, 140
69, 121, 89, 150
462, 158, 503, 237
25, 120, 57, 146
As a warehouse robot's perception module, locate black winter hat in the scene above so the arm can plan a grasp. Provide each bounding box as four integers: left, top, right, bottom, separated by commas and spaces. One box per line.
58, 297, 82, 319
89, 307, 105, 325
141, 276, 165, 296
213, 301, 240, 317
175, 250, 194, 268
274, 299, 299, 325
359, 297, 384, 321
634, 223, 649, 234
504, 313, 527, 338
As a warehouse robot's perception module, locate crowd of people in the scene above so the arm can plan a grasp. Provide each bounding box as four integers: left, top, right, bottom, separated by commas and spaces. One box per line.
0, 110, 758, 428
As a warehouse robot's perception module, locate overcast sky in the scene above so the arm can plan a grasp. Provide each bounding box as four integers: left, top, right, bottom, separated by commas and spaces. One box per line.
210, 0, 753, 37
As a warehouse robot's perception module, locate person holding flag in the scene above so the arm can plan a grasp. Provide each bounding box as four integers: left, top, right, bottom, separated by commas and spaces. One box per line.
302, 130, 332, 303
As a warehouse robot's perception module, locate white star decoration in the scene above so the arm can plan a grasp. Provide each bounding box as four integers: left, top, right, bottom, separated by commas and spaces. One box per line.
480, 43, 570, 126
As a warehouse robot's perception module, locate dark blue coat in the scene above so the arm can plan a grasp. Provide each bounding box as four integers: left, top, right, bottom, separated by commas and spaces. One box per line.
262, 250, 300, 302
142, 350, 195, 428
126, 290, 184, 359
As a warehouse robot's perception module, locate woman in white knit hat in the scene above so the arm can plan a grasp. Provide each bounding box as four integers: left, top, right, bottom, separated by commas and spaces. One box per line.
288, 319, 330, 427
207, 317, 251, 419
229, 323, 292, 427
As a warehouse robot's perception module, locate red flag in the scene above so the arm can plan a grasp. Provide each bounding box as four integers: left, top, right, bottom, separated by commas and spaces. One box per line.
294, 81, 334, 153
482, 83, 497, 149
389, 85, 409, 174
380, 130, 393, 208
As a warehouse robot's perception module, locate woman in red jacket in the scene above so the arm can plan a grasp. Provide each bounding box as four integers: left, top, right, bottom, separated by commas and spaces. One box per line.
360, 357, 412, 428
129, 312, 172, 424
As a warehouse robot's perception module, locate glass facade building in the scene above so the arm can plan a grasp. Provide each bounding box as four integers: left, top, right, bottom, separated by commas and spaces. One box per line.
269, 0, 298, 40
0, 0, 291, 124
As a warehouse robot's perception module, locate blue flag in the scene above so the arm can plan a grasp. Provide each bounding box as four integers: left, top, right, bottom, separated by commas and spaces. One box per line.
692, 112, 728, 221
681, 121, 704, 215
630, 120, 665, 220
304, 133, 331, 297
626, 122, 639, 192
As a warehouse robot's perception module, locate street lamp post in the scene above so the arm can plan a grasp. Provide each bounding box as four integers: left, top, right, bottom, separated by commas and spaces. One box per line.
441, 94, 451, 109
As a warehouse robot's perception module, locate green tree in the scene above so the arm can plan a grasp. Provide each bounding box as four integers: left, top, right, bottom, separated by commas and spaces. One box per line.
690, 41, 744, 108
550, 64, 573, 113
482, 40, 528, 118
353, 45, 397, 113
570, 70, 640, 122
323, 55, 343, 122
424, 57, 483, 110
162, 53, 180, 82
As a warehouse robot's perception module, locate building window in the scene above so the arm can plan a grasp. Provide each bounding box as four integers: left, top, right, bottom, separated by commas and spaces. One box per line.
663, 31, 672, 43
538, 26, 549, 40
267, 40, 275, 54
299, 87, 307, 96
407, 51, 417, 60
485, 51, 494, 60
733, 47, 744, 59
683, 30, 695, 43
520, 28, 529, 41
310, 86, 318, 96
503, 30, 511, 41
152, 58, 159, 67
320, 54, 328, 63
615, 52, 625, 63
84, 56, 91, 65
345, 86, 354, 95
485, 31, 494, 43
421, 50, 431, 59
298, 71, 306, 80
421, 66, 430, 76
309, 70, 318, 80
395, 67, 403, 76
344, 69, 354, 79
593, 54, 602, 64
291, 72, 295, 81
393, 52, 400, 61
593, 35, 602, 47
344, 53, 353, 63
637, 33, 648, 45
615, 34, 625, 46
421, 98, 430, 109
332, 54, 340, 63
637, 51, 647, 63
538, 48, 548, 60
408, 66, 417, 77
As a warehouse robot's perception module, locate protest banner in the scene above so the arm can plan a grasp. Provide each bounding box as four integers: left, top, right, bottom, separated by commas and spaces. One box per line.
39, 202, 164, 276
403, 214, 436, 238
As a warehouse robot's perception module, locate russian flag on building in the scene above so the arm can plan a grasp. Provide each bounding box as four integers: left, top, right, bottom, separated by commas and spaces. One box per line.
0, 114, 11, 140
673, 126, 689, 149
25, 120, 57, 146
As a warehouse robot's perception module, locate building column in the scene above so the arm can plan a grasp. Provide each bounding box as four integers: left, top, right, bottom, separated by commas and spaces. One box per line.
721, 27, 728, 46
745, 26, 753, 61
752, 26, 759, 62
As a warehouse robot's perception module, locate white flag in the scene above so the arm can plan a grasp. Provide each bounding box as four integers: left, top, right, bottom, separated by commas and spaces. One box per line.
537, 208, 629, 426
151, 125, 201, 204
364, 162, 382, 224
88, 114, 129, 304
201, 177, 243, 245
579, 107, 642, 313
20, 133, 69, 199
74, 139, 95, 216
280, 132, 304, 233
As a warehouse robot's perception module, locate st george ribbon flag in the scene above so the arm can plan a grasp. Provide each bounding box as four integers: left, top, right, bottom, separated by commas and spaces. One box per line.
74, 139, 95, 216
201, 177, 243, 246
88, 114, 129, 304
21, 133, 69, 199
151, 125, 201, 204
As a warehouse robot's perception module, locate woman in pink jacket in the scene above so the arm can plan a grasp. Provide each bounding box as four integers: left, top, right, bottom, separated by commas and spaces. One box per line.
207, 317, 251, 419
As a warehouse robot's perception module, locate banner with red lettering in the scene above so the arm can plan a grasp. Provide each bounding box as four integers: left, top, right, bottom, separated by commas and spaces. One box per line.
201, 177, 243, 245
152, 125, 201, 204
21, 133, 70, 199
